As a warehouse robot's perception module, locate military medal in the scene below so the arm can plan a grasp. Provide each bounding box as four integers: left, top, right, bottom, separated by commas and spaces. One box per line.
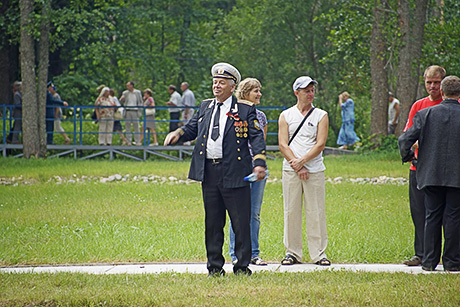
226, 112, 240, 121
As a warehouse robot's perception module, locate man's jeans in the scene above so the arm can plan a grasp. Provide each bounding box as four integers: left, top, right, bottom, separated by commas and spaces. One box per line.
229, 178, 267, 261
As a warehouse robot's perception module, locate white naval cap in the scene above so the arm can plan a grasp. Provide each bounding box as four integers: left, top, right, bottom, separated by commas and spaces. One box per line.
211, 62, 241, 84
292, 76, 318, 91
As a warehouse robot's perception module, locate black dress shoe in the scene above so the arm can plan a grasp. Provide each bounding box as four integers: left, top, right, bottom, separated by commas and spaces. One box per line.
422, 266, 436, 271
207, 268, 225, 278
444, 266, 460, 272
233, 267, 252, 276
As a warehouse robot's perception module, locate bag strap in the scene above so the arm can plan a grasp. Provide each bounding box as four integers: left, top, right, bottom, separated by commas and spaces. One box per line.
288, 107, 315, 146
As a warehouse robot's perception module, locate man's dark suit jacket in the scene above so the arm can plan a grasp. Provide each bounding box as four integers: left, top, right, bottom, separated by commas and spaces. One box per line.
46, 91, 66, 119
178, 96, 266, 189
398, 99, 460, 190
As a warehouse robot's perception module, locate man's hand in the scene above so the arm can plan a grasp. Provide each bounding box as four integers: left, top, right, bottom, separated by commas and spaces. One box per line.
253, 166, 266, 181
289, 157, 305, 172
63, 102, 68, 107
164, 131, 180, 146
297, 167, 309, 181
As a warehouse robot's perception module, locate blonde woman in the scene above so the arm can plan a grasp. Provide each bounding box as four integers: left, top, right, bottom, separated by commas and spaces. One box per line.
229, 78, 268, 266
337, 91, 360, 149
95, 87, 115, 145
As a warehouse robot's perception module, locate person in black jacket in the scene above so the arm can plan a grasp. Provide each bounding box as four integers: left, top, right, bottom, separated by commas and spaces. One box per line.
164, 63, 267, 277
399, 75, 460, 272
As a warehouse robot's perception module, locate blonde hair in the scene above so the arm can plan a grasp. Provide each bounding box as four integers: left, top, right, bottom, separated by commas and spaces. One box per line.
235, 78, 261, 101
98, 87, 110, 98
424, 65, 446, 79
341, 91, 350, 99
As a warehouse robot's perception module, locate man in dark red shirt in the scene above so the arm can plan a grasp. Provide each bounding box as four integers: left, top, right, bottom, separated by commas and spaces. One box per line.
402, 65, 446, 266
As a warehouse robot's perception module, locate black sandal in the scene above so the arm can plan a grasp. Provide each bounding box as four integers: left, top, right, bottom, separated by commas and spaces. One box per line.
315, 258, 331, 266
281, 254, 300, 265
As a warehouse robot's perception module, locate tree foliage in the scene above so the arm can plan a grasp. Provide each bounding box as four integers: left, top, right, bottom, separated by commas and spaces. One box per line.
4, 0, 460, 153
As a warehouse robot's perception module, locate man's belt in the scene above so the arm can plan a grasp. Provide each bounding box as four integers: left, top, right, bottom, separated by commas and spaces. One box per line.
206, 158, 223, 164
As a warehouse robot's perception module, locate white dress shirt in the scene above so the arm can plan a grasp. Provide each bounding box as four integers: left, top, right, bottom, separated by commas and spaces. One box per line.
206, 96, 232, 159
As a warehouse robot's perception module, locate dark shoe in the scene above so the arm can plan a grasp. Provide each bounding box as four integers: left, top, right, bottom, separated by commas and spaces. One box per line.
403, 256, 422, 266
422, 266, 436, 271
234, 267, 252, 276
315, 258, 331, 266
444, 266, 460, 272
207, 268, 225, 278
281, 254, 300, 265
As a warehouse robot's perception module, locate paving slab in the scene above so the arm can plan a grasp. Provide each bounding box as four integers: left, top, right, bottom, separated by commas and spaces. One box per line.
1, 263, 458, 275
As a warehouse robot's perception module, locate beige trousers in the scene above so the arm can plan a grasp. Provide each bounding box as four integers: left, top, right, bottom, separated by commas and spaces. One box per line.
98, 118, 114, 145
282, 171, 328, 262
125, 110, 141, 144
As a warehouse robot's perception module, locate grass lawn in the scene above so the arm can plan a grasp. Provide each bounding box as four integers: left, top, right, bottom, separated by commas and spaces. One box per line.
1, 152, 459, 306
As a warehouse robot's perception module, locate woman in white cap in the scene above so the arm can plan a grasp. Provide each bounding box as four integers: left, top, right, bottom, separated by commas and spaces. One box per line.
228, 78, 268, 266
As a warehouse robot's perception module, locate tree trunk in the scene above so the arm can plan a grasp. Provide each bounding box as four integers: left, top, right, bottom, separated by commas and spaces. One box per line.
37, 1, 50, 155
20, 0, 41, 158
370, 1, 389, 141
395, 0, 428, 136
20, 0, 51, 158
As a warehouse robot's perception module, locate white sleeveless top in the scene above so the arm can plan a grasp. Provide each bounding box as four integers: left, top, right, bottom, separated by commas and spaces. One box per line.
281, 105, 327, 173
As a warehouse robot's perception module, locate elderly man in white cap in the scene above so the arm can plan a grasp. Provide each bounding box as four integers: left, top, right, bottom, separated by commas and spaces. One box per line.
164, 62, 267, 277
278, 76, 331, 266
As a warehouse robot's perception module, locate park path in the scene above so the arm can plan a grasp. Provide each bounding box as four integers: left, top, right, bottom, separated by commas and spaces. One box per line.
1, 262, 456, 275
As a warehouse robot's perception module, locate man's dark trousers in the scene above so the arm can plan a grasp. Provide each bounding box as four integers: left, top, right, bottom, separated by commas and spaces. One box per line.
169, 111, 181, 132
409, 169, 425, 259
202, 160, 251, 273
46, 119, 54, 144
423, 186, 460, 270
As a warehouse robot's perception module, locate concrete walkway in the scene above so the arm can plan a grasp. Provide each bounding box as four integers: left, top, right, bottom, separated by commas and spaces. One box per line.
1, 263, 456, 275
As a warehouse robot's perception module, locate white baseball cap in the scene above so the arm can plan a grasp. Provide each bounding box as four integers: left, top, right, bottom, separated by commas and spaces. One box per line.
292, 76, 318, 91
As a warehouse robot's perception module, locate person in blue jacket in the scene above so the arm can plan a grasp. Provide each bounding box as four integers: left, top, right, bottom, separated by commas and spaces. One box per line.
336, 91, 360, 150
46, 82, 68, 144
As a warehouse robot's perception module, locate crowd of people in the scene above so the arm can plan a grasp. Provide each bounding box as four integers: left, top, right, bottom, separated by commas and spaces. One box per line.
5, 79, 404, 149
3, 63, 459, 275
4, 80, 196, 146
93, 81, 195, 146
164, 62, 459, 276
163, 62, 332, 276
